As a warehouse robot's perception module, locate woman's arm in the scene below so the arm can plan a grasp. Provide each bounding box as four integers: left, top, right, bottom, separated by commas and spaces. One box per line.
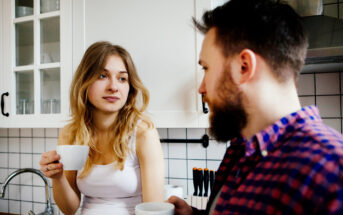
40, 126, 81, 214
136, 124, 165, 202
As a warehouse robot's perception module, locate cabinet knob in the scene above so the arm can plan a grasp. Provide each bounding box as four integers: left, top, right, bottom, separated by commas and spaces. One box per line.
1, 92, 9, 117
201, 94, 209, 114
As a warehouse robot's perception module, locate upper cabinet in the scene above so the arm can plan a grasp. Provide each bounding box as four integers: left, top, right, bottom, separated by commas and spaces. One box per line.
74, 0, 211, 128
0, 0, 72, 128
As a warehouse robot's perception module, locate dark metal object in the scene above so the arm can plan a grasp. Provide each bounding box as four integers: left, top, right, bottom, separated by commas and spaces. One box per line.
160, 134, 209, 148
1, 92, 9, 117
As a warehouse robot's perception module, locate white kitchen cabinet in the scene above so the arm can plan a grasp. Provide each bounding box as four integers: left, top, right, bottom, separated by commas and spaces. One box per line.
0, 0, 72, 128
73, 0, 211, 128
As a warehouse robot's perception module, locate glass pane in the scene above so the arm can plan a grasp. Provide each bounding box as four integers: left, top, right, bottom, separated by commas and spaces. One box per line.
40, 17, 60, 63
40, 68, 60, 114
16, 71, 34, 115
16, 21, 34, 66
15, 0, 33, 18
40, 0, 60, 13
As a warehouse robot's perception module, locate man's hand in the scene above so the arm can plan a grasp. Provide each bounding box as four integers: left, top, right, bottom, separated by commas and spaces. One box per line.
168, 196, 193, 215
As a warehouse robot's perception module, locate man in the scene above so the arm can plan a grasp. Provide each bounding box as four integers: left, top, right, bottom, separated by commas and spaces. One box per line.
168, 0, 343, 214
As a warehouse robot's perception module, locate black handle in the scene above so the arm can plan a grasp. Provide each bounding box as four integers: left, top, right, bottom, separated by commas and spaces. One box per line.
198, 168, 203, 196
204, 168, 209, 197
201, 94, 209, 114
193, 167, 198, 196
1, 92, 9, 117
210, 170, 215, 192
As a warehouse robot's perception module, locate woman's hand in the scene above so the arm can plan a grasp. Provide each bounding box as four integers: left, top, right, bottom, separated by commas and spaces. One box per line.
40, 150, 63, 179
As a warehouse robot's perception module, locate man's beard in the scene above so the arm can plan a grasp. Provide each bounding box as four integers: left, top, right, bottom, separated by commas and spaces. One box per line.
208, 69, 247, 142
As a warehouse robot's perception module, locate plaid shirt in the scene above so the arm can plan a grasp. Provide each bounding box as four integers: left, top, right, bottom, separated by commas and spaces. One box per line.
194, 106, 343, 215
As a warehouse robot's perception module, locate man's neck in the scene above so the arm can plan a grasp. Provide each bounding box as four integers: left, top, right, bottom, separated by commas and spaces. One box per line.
242, 79, 301, 140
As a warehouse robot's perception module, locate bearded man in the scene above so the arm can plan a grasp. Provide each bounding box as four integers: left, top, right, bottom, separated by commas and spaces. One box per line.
169, 0, 343, 214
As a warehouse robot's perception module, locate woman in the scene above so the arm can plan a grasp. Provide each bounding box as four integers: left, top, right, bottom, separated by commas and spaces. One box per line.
39, 41, 164, 215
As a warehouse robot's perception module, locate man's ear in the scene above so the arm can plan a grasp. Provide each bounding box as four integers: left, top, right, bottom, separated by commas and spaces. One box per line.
238, 49, 257, 84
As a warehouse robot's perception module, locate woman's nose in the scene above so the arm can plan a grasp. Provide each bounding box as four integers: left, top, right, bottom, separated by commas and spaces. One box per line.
108, 79, 119, 92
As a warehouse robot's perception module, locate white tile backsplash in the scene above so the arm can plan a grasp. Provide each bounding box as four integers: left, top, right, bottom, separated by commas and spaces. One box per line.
207, 140, 227, 160
187, 128, 206, 139
316, 73, 340, 95
33, 138, 45, 153
20, 128, 32, 137
169, 159, 187, 178
33, 186, 46, 203
20, 138, 32, 153
298, 74, 314, 95
9, 128, 19, 137
323, 118, 342, 132
45, 128, 58, 138
21, 186, 33, 201
0, 128, 8, 137
21, 201, 33, 215
187, 143, 206, 159
8, 138, 20, 152
33, 128, 45, 137
169, 143, 187, 159
299, 96, 315, 107
20, 172, 33, 185
0, 199, 9, 212
168, 178, 188, 198
9, 185, 20, 199
9, 200, 20, 214
0, 154, 8, 168
317, 96, 341, 117
20, 154, 33, 168
9, 154, 20, 168
0, 137, 8, 152
168, 128, 186, 139
45, 138, 58, 152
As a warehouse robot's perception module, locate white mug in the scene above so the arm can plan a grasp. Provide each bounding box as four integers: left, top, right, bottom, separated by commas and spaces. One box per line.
135, 202, 174, 215
56, 145, 89, 170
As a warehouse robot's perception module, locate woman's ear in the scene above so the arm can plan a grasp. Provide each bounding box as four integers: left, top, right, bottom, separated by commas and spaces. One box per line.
238, 49, 257, 84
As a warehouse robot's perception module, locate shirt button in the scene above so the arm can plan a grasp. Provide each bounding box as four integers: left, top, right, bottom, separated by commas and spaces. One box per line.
261, 150, 268, 157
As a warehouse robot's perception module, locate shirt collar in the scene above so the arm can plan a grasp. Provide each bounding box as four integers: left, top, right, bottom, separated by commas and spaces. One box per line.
230, 106, 322, 157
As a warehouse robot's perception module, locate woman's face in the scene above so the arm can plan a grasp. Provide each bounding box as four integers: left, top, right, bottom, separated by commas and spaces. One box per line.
88, 55, 130, 114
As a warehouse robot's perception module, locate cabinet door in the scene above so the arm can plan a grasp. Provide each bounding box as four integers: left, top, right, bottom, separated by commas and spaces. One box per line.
0, 0, 72, 128
75, 0, 203, 127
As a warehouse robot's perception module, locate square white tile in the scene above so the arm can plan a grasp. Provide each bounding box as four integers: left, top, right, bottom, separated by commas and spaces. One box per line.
9, 154, 20, 168
20, 138, 32, 153
187, 160, 206, 179
169, 143, 186, 159
169, 159, 187, 178
316, 73, 340, 95
21, 186, 33, 201
33, 138, 45, 153
9, 184, 20, 200
33, 203, 46, 214
207, 160, 222, 172
9, 200, 20, 214
0, 137, 8, 152
21, 201, 33, 215
33, 128, 45, 137
187, 143, 206, 159
45, 128, 58, 138
164, 159, 169, 178
0, 199, 8, 212
0, 169, 8, 182
187, 128, 206, 139
161, 143, 168, 159
0, 153, 8, 167
299, 96, 315, 107
20, 128, 32, 137
323, 119, 341, 133
33, 174, 46, 187
9, 128, 19, 137
20, 172, 33, 185
168, 128, 186, 139
207, 140, 227, 160
317, 96, 340, 117
33, 186, 46, 202
298, 74, 314, 95
32, 154, 42, 170
0, 128, 8, 137
20, 154, 33, 168
157, 128, 168, 139
168, 178, 188, 198
45, 138, 58, 152
8, 138, 20, 152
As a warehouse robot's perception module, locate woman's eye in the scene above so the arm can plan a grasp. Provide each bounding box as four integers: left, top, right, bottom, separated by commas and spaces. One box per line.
99, 74, 107, 79
119, 77, 128, 82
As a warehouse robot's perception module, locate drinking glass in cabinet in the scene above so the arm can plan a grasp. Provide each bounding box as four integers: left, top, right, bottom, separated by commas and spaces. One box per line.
15, 21, 34, 66
40, 68, 61, 114
16, 71, 34, 115
41, 0, 60, 13
15, 0, 34, 18
40, 17, 60, 64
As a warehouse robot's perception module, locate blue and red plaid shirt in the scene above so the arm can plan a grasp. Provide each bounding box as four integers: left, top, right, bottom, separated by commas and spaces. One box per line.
195, 106, 343, 214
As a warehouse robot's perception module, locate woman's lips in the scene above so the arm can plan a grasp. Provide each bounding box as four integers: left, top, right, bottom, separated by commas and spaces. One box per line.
103, 96, 119, 102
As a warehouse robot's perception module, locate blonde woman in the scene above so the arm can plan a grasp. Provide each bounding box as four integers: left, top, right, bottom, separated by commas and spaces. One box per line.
39, 41, 164, 215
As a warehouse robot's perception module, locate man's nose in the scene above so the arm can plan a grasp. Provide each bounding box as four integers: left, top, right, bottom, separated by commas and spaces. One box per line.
198, 78, 206, 95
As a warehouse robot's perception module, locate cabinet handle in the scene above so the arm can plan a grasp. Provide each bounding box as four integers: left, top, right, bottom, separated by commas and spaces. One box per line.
202, 94, 209, 114
1, 92, 9, 117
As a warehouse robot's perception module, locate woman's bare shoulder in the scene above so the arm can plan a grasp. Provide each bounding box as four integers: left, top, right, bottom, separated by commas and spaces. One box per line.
136, 121, 159, 148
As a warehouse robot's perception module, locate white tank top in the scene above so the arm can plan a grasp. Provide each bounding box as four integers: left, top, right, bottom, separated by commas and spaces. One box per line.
77, 126, 142, 215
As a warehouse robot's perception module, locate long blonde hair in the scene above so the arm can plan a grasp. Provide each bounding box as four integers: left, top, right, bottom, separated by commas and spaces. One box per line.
68, 41, 152, 177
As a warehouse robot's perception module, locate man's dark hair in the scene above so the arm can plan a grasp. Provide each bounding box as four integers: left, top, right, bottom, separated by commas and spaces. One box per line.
194, 0, 308, 82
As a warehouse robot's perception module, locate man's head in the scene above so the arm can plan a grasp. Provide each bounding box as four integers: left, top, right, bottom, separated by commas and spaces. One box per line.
195, 0, 308, 141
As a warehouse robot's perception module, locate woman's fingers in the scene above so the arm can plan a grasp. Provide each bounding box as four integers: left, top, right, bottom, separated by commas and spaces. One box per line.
39, 151, 60, 165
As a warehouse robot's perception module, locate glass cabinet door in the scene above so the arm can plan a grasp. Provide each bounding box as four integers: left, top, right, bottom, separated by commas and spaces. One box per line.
13, 0, 61, 115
